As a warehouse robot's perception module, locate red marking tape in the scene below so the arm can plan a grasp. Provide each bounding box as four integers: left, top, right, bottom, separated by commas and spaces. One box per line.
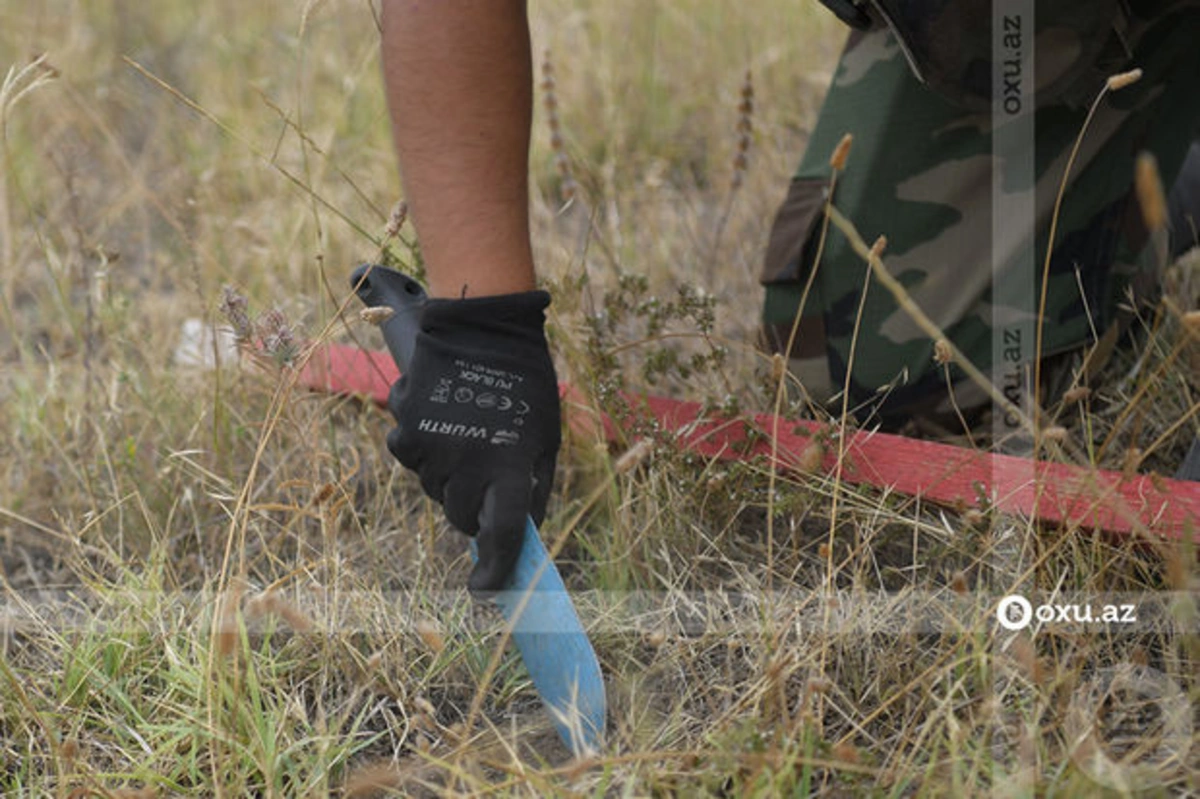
301, 344, 1199, 544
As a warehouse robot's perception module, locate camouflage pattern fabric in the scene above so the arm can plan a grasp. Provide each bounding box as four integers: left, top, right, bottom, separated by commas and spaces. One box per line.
870, 0, 1125, 111
761, 3, 1200, 428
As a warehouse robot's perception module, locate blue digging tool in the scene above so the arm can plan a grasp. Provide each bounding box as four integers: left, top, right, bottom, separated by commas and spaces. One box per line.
350, 264, 605, 756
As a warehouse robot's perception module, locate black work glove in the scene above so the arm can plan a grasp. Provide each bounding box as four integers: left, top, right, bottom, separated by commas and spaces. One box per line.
386, 290, 561, 594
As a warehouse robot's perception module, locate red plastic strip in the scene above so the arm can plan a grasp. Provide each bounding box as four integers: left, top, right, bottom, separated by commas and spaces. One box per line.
300, 344, 1199, 544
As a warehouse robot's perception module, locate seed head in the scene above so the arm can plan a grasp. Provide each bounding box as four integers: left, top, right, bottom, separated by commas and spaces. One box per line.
541, 49, 577, 203
384, 200, 408, 239
413, 695, 436, 718
343, 761, 403, 798
769, 351, 787, 384
1040, 425, 1068, 444
1008, 634, 1039, 681
950, 571, 968, 594
731, 69, 754, 190
415, 619, 445, 654
1106, 68, 1142, 91
829, 133, 853, 171
1122, 446, 1143, 478
614, 438, 653, 474
1135, 152, 1168, 233
271, 596, 315, 633
359, 306, 395, 326
219, 285, 254, 344
61, 738, 79, 766
832, 741, 860, 764
932, 338, 953, 365
1061, 385, 1091, 404
805, 676, 833, 696
796, 440, 824, 474
963, 508, 986, 527
257, 308, 300, 367
215, 580, 247, 658
311, 482, 336, 506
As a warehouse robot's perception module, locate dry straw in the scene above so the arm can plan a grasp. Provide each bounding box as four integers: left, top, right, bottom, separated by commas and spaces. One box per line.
1035, 66, 1143, 429
764, 131, 853, 586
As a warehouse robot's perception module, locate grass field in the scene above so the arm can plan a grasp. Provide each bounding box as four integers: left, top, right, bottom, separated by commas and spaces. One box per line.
1, 1, 1197, 796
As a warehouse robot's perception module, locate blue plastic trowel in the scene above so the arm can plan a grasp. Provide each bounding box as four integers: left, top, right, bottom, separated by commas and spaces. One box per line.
350, 264, 605, 756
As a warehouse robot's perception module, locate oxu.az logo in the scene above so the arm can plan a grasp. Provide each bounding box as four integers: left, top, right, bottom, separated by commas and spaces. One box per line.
996, 594, 1136, 631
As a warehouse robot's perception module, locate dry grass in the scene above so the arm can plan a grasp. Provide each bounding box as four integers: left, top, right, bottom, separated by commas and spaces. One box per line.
1, 1, 1197, 796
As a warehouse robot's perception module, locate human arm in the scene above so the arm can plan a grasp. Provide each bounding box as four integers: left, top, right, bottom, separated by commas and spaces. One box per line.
380, 0, 536, 298
378, 0, 559, 592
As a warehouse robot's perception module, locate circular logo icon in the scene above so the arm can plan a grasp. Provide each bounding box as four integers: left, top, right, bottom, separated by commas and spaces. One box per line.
996, 594, 1033, 631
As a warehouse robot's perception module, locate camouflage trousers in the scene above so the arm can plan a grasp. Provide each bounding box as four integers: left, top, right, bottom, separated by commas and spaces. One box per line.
760, 4, 1200, 429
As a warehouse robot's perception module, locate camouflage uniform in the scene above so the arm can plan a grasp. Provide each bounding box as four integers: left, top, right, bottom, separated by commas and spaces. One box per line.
761, 2, 1200, 428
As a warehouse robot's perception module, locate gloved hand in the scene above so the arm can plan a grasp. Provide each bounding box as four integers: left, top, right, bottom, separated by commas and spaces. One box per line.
386, 290, 561, 593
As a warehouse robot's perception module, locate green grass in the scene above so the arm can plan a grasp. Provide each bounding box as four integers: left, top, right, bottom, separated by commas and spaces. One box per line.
2, 1, 1197, 796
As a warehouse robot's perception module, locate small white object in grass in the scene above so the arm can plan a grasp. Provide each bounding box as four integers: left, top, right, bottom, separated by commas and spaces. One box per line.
614, 438, 653, 474
1041, 426, 1069, 444
174, 318, 238, 369
360, 306, 396, 326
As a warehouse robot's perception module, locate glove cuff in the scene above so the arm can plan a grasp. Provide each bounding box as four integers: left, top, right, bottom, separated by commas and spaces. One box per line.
420, 290, 551, 343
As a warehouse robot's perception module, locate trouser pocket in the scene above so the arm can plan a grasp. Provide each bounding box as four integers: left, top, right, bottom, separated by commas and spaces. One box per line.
760, 176, 829, 287
759, 177, 837, 402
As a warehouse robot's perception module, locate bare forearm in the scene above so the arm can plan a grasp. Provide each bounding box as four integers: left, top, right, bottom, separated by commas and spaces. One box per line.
381, 0, 536, 299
